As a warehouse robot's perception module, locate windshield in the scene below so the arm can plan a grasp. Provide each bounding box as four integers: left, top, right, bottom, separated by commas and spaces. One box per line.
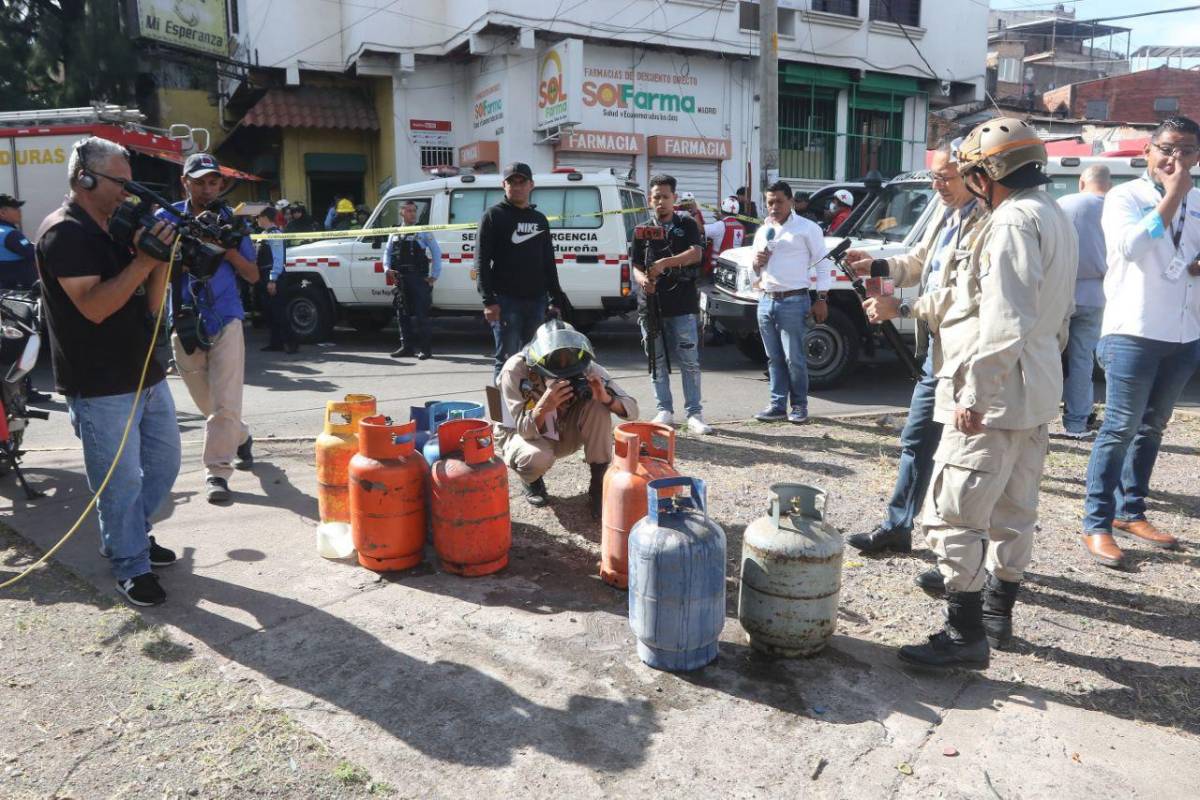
850, 182, 934, 243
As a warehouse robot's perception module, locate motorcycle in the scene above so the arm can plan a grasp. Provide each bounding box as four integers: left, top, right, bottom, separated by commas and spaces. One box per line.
0, 284, 49, 499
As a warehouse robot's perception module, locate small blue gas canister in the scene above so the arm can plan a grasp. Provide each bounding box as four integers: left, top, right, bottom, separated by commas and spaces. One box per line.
422, 401, 486, 465
627, 477, 727, 671
409, 401, 444, 454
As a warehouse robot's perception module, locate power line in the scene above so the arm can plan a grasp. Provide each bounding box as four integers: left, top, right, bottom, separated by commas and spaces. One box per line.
268, 0, 402, 67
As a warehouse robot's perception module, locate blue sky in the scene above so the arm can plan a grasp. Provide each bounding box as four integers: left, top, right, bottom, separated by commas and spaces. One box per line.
991, 0, 1200, 66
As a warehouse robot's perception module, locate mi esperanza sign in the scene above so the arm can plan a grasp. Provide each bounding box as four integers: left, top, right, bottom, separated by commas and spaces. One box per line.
134, 0, 229, 57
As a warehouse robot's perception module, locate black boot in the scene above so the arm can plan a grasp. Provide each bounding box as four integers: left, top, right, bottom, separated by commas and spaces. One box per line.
915, 567, 945, 598
523, 477, 549, 508
390, 343, 414, 358
982, 573, 1021, 649
847, 525, 912, 554
898, 591, 990, 671
588, 462, 608, 520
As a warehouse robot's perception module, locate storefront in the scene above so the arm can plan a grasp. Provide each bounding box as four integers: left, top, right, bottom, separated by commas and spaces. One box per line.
646, 135, 731, 208
554, 130, 643, 177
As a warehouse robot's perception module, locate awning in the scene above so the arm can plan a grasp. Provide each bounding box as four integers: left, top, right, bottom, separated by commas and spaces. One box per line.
126, 144, 263, 182
241, 88, 380, 131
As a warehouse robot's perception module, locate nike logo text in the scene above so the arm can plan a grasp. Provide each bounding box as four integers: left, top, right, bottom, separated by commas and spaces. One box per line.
512, 222, 543, 245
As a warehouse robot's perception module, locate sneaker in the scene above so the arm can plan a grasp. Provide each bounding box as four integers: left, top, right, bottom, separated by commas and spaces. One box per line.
206, 476, 232, 504
417, 351, 432, 360
1061, 428, 1096, 441
788, 408, 809, 425
754, 406, 787, 422
27, 389, 53, 403
523, 477, 549, 508
234, 436, 254, 470
652, 410, 674, 426
148, 536, 176, 567
390, 346, 414, 359
117, 573, 166, 607
686, 415, 714, 435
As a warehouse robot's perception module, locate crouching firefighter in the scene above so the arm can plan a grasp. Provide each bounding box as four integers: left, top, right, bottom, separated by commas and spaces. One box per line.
496, 321, 638, 518
867, 117, 1077, 670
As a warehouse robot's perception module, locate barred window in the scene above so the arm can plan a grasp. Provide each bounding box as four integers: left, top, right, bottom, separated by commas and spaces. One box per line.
420, 146, 455, 169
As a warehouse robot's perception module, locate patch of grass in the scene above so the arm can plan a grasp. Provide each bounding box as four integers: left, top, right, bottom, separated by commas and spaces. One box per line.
333, 760, 371, 786
370, 781, 397, 796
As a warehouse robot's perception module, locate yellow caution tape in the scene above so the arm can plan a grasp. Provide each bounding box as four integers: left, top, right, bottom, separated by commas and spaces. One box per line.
698, 203, 763, 226
250, 205, 651, 242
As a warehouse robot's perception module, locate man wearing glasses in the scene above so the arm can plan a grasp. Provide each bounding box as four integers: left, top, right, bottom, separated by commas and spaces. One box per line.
843, 135, 987, 560
1080, 116, 1200, 568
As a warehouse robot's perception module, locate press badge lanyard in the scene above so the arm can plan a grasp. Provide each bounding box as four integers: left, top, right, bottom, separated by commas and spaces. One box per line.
1144, 173, 1190, 279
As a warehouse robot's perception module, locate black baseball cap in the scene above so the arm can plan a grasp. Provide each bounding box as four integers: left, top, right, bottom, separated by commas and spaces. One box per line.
183, 152, 222, 178
502, 162, 533, 182
0, 194, 24, 209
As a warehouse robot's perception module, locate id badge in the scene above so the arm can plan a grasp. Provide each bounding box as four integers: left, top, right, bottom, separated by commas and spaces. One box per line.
1166, 251, 1188, 281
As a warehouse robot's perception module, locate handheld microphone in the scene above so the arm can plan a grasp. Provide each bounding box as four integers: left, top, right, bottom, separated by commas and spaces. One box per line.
765, 227, 776, 252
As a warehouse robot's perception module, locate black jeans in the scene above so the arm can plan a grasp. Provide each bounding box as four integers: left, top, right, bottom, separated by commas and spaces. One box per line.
255, 274, 296, 349
397, 271, 433, 353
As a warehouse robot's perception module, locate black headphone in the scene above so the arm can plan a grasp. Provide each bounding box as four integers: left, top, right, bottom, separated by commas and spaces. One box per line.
73, 138, 97, 190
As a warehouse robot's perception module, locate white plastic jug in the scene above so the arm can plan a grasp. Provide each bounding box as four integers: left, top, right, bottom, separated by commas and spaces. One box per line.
316, 521, 355, 559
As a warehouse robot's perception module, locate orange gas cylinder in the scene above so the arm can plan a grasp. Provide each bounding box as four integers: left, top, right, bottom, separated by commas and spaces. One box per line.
601, 422, 679, 588
315, 394, 378, 524
431, 418, 510, 576
349, 416, 430, 571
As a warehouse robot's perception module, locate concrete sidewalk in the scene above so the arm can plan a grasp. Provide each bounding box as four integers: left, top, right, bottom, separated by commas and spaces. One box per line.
3, 422, 1199, 798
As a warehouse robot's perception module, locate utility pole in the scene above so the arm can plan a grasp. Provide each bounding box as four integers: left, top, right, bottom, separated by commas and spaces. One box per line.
759, 0, 779, 195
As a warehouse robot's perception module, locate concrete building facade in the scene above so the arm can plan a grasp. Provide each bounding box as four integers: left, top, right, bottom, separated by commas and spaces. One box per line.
216, 0, 986, 211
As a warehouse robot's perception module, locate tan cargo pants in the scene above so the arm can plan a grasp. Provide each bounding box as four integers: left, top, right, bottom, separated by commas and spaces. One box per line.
171, 321, 251, 481
500, 398, 614, 483
921, 424, 1048, 593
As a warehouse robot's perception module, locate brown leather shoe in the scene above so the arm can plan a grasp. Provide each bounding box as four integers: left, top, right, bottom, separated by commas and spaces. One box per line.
1113, 519, 1180, 550
1081, 533, 1124, 568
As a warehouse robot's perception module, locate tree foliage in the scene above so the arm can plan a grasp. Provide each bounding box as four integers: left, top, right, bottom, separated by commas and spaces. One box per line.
0, 0, 141, 111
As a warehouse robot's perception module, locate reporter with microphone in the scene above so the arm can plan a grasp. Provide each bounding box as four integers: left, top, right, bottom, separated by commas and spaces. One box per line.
164, 153, 260, 504
751, 180, 831, 424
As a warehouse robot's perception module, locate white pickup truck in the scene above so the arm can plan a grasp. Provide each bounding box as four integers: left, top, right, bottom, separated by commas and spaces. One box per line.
279, 170, 647, 341
700, 172, 938, 388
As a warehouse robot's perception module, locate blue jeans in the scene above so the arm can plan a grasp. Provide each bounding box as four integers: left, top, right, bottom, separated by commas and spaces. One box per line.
491, 294, 545, 379
882, 353, 942, 534
640, 313, 703, 418
1083, 334, 1200, 532
398, 272, 433, 353
1062, 305, 1103, 432
757, 293, 811, 412
67, 381, 181, 581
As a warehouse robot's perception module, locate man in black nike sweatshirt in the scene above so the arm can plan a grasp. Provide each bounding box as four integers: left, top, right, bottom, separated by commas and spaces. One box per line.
476, 162, 566, 379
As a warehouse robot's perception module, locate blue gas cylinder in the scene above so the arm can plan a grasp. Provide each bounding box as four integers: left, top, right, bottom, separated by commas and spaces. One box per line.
409, 401, 443, 454
627, 477, 727, 671
422, 401, 485, 465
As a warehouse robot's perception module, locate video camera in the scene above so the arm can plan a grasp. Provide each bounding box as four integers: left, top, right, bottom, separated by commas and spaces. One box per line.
108, 179, 249, 282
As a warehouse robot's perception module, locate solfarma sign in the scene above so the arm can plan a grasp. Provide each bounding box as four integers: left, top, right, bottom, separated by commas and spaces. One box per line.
536, 39, 583, 130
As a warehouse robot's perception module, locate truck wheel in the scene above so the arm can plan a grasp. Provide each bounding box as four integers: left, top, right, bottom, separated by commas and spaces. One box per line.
284, 283, 334, 344
806, 306, 859, 389
735, 332, 767, 364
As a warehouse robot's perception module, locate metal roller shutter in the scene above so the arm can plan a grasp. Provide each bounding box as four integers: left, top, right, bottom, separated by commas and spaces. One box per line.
555, 151, 636, 180
648, 158, 720, 209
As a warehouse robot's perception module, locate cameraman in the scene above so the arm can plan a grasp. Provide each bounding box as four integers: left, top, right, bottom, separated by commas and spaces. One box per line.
35, 135, 179, 606
633, 174, 712, 435
497, 320, 637, 517
164, 153, 259, 504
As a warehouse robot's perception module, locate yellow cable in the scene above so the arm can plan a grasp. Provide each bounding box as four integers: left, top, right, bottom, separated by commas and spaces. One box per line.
1, 237, 180, 590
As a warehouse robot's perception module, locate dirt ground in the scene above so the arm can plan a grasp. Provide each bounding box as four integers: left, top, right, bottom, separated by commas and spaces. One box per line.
0, 530, 391, 800
1, 411, 1198, 798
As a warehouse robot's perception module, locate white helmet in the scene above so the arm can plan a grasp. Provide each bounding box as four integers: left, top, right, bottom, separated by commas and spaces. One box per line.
833, 189, 854, 207
275, 198, 290, 210
678, 191, 696, 203
720, 196, 739, 214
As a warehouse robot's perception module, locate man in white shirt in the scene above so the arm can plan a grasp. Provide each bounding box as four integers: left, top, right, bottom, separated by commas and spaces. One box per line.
750, 180, 833, 424
1081, 116, 1200, 569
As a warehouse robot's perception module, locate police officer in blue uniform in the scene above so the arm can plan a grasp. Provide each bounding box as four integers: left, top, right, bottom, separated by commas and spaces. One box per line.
0, 194, 37, 290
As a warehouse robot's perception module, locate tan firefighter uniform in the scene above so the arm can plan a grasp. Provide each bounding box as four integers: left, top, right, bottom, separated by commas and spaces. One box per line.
496, 354, 638, 482
918, 187, 1077, 593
